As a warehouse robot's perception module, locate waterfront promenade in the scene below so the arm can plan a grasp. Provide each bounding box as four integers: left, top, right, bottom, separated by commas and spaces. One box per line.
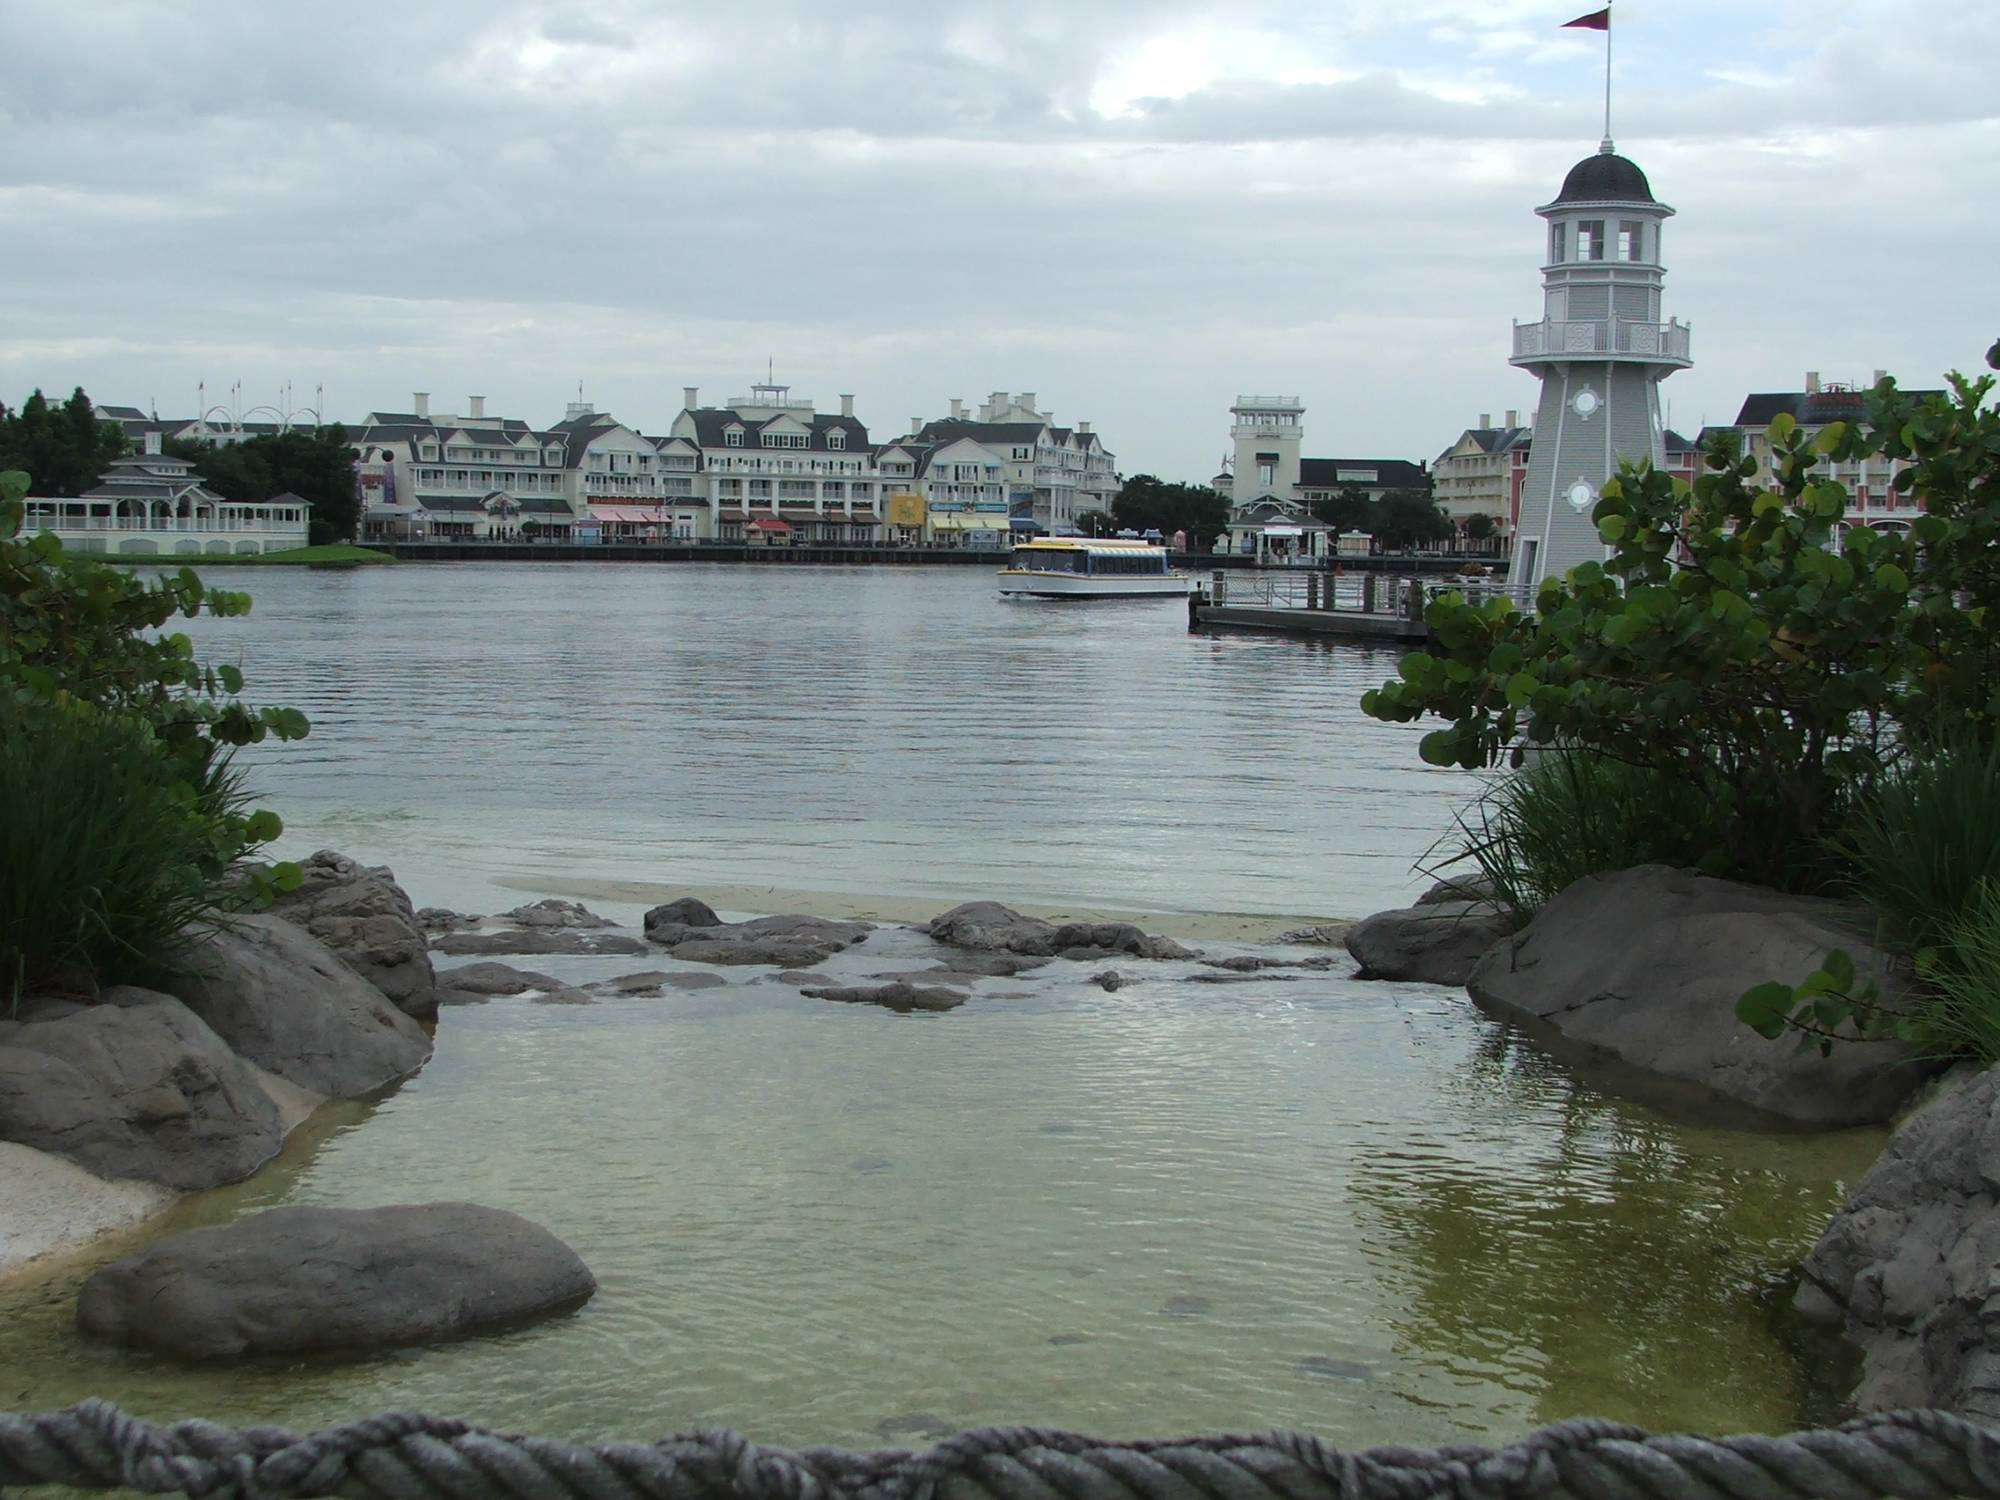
388, 539, 1495, 572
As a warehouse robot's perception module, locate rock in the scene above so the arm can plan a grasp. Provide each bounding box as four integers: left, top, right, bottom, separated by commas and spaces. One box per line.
1467, 865, 1939, 1128
1794, 1066, 2000, 1417
0, 988, 285, 1190
1201, 954, 1339, 973
1299, 1355, 1373, 1380
271, 850, 437, 1020
433, 962, 566, 997
1089, 970, 1129, 991
1159, 1294, 1211, 1317
415, 907, 482, 933
586, 970, 728, 995
76, 1202, 595, 1358
801, 981, 968, 1013
1415, 874, 1502, 907
500, 899, 613, 929
165, 915, 433, 1100
642, 896, 723, 931
1345, 900, 1515, 986
1273, 924, 1346, 946
924, 902, 1199, 960
431, 928, 650, 958
644, 910, 873, 968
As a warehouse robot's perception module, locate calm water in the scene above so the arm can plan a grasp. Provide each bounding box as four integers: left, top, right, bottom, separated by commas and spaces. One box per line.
0, 563, 1879, 1450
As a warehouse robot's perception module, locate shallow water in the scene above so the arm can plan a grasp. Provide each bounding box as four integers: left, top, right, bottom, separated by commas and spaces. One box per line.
0, 562, 1880, 1450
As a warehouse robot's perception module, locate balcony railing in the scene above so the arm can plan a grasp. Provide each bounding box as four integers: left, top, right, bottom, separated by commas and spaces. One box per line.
1512, 318, 1691, 362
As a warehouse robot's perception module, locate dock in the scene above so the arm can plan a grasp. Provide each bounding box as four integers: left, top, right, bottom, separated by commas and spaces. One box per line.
1189, 569, 1510, 642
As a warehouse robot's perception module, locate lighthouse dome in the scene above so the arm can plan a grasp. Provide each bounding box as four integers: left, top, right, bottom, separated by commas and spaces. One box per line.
1553, 150, 1655, 205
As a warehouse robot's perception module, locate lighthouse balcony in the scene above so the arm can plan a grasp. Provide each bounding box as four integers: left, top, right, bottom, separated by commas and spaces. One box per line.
1511, 317, 1691, 365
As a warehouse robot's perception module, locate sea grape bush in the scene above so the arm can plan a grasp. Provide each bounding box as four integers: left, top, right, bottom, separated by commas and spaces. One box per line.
0, 470, 308, 1000
1363, 340, 2000, 890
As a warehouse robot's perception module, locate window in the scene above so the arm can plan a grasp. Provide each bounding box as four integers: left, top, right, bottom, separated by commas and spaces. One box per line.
726, 429, 743, 446
1619, 221, 1644, 261
829, 432, 845, 450
1577, 220, 1605, 261
1549, 223, 1566, 262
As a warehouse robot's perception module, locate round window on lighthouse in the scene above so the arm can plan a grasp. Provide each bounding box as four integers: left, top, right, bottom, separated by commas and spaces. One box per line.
1572, 388, 1601, 419
1566, 480, 1596, 513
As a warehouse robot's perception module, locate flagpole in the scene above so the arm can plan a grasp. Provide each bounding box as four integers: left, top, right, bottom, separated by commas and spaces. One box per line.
1602, 4, 1614, 151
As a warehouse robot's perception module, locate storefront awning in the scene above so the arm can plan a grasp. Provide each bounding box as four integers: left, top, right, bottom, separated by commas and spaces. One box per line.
748, 518, 792, 533
591, 505, 665, 524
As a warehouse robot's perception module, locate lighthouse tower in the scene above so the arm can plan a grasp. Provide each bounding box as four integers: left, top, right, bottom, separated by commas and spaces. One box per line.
1511, 144, 1691, 589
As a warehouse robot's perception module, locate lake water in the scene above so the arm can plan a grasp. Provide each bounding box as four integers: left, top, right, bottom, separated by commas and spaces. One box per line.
0, 562, 1880, 1453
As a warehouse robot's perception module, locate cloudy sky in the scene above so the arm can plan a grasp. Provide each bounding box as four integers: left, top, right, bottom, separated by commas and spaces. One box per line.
1, 0, 1994, 479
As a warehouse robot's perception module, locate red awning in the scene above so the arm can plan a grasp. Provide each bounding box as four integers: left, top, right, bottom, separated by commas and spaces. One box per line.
748, 518, 792, 532
591, 505, 665, 524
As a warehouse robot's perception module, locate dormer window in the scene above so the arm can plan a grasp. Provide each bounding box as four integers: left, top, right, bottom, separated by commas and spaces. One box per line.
726, 428, 743, 447
420, 443, 439, 461
829, 432, 845, 450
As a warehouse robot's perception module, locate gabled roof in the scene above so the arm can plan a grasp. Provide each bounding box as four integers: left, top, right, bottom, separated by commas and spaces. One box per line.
1730, 388, 1944, 427
1297, 457, 1430, 491
682, 407, 872, 452
913, 419, 1046, 447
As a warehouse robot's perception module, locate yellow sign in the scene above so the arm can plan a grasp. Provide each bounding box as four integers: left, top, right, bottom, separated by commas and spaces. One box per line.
886, 493, 926, 528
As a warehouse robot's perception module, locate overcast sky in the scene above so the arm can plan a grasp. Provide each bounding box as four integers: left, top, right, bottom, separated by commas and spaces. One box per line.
2, 0, 1994, 480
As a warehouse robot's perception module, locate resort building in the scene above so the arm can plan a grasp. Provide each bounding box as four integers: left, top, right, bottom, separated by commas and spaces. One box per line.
910, 392, 1119, 537
1217, 395, 1432, 559
349, 394, 576, 541
1432, 412, 1531, 543
23, 437, 308, 557
1701, 371, 1941, 546
661, 383, 881, 544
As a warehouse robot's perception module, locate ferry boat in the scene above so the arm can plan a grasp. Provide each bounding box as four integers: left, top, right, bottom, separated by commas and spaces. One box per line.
997, 538, 1192, 599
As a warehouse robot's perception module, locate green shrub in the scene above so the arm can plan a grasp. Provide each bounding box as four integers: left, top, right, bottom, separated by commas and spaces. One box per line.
1445, 749, 1725, 920
0, 705, 275, 1002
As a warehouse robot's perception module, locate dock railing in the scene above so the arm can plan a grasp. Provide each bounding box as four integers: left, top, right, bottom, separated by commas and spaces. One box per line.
1206, 570, 1513, 621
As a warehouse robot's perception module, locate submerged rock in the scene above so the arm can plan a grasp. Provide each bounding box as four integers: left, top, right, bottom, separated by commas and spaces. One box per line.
499, 899, 614, 930
801, 981, 967, 1013
166, 915, 432, 1100
1089, 970, 1130, 991
432, 928, 649, 958
1345, 900, 1514, 986
76, 1202, 595, 1358
435, 961, 566, 997
1201, 954, 1340, 973
272, 850, 438, 1020
586, 970, 728, 995
644, 908, 873, 968
0, 988, 284, 1191
924, 902, 1199, 961
1795, 1066, 2000, 1417
415, 908, 482, 933
1468, 865, 1939, 1128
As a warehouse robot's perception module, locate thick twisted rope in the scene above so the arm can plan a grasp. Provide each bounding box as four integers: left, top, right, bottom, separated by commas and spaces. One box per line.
3, 1404, 1999, 1500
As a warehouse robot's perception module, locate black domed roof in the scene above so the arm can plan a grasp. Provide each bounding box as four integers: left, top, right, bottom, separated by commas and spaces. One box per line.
1554, 150, 1655, 205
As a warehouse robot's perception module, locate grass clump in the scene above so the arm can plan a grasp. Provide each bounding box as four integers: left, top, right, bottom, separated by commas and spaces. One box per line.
1840, 731, 2000, 958
1443, 749, 1725, 921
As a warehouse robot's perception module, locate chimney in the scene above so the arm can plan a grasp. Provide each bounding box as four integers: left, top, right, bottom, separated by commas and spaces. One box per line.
1872, 369, 1886, 386
1078, 421, 1091, 435
1505, 409, 1518, 427
683, 386, 699, 411
1479, 412, 1491, 429
566, 401, 594, 420
143, 429, 162, 456
413, 391, 430, 418
840, 393, 854, 418
949, 398, 964, 419
1805, 371, 1821, 395
1020, 392, 1037, 414
469, 395, 486, 418
910, 417, 922, 435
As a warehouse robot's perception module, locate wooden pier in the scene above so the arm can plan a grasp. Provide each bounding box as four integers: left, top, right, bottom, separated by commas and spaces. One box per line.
1189, 569, 1510, 643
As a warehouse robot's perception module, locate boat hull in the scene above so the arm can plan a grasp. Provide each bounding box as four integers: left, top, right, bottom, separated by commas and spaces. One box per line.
996, 570, 1192, 599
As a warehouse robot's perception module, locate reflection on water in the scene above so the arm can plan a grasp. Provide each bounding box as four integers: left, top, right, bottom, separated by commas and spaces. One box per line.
0, 974, 1879, 1449
171, 563, 1455, 919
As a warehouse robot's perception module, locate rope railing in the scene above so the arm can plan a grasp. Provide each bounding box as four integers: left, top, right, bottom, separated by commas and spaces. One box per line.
4, 1402, 2000, 1500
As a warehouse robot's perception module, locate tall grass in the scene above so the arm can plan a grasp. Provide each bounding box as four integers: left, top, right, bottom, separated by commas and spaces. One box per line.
1921, 880, 2000, 1065
1839, 730, 2000, 957
1445, 748, 1727, 920
0, 705, 254, 1006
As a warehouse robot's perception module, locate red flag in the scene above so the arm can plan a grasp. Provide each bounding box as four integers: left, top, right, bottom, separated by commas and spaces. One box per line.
1563, 6, 1610, 27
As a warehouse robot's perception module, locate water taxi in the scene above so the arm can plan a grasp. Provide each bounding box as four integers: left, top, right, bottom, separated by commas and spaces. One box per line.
997, 538, 1192, 599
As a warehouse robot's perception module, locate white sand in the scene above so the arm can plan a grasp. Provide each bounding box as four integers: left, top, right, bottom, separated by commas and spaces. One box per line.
0, 1142, 173, 1286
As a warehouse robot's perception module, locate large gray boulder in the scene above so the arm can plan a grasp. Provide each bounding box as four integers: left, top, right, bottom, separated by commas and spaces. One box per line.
272, 850, 437, 1021
1468, 865, 1938, 1128
1345, 900, 1515, 985
1795, 1067, 2000, 1416
0, 989, 283, 1190
924, 902, 1199, 961
644, 906, 873, 968
76, 1202, 595, 1358
165, 915, 432, 1100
